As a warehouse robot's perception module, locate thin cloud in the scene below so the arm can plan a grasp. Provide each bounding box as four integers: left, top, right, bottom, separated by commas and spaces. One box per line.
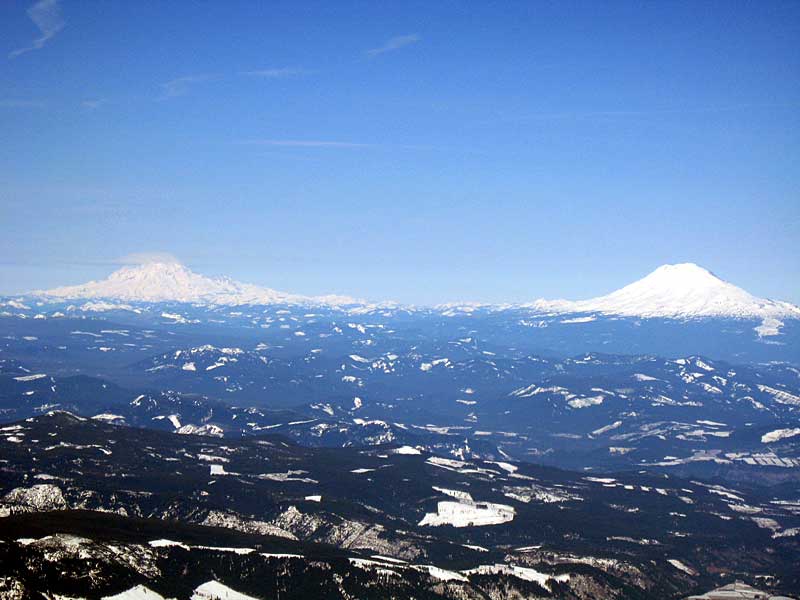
159, 74, 216, 100
241, 67, 307, 78
367, 34, 420, 57
238, 139, 373, 148
81, 98, 106, 110
9, 0, 65, 59
0, 253, 181, 270
236, 139, 460, 153
482, 102, 800, 125
0, 99, 45, 108
115, 252, 181, 266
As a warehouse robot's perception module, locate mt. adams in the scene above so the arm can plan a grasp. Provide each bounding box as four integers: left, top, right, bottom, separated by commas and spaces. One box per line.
529, 263, 800, 321
37, 260, 799, 321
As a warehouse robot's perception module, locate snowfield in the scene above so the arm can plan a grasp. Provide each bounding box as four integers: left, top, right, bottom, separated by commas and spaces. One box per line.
761, 428, 800, 444
419, 500, 515, 527
391, 445, 422, 455
192, 581, 260, 600
462, 563, 570, 590
13, 373, 47, 382
104, 585, 168, 600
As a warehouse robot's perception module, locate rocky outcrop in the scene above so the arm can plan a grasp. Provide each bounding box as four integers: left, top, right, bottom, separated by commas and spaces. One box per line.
2, 484, 67, 513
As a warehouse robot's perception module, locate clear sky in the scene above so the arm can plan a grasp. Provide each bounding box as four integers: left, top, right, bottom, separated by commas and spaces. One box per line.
1, 1, 798, 304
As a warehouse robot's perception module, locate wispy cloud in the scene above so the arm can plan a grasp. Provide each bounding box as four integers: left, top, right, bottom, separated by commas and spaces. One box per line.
0, 99, 45, 108
238, 139, 373, 148
241, 67, 307, 78
9, 0, 65, 59
236, 139, 458, 154
479, 102, 800, 125
159, 74, 216, 99
367, 33, 420, 57
5, 252, 185, 269
81, 98, 106, 110
115, 252, 181, 266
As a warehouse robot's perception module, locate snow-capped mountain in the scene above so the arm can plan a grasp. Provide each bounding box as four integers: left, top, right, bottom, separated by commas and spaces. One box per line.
33, 261, 799, 322
39, 261, 358, 306
528, 263, 800, 320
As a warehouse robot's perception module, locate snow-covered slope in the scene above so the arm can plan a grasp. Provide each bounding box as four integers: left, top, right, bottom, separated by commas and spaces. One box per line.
39, 262, 357, 307
32, 261, 799, 321
527, 263, 800, 320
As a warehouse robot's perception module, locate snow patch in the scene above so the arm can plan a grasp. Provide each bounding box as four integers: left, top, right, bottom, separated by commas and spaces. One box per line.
192, 581, 260, 600
419, 500, 515, 527
103, 585, 167, 600
761, 428, 800, 444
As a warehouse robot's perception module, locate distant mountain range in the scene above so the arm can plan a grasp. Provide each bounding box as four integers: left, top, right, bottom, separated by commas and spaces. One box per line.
2, 262, 799, 599
33, 261, 800, 323
3, 350, 798, 479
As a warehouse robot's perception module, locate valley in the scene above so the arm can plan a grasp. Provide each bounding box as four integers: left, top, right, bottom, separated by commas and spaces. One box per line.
1, 262, 798, 599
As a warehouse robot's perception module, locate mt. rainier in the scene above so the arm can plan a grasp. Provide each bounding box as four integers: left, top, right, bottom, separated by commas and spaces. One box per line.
34, 261, 799, 324
40, 261, 358, 307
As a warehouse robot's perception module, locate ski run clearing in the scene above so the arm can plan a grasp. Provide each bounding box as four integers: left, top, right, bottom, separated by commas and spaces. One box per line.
419, 499, 515, 527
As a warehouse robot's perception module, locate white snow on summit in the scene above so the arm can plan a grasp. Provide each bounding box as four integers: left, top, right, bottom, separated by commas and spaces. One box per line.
527, 263, 800, 321
192, 580, 261, 600
103, 585, 167, 600
29, 260, 799, 323
38, 261, 358, 307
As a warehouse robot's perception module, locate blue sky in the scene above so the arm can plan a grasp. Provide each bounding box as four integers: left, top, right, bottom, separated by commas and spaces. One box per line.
1, 1, 798, 304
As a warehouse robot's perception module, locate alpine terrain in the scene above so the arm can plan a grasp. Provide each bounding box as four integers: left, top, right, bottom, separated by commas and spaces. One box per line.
0, 260, 798, 599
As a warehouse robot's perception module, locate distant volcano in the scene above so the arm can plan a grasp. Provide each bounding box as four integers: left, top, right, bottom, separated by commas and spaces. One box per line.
39, 261, 358, 306
36, 261, 800, 320
528, 263, 800, 320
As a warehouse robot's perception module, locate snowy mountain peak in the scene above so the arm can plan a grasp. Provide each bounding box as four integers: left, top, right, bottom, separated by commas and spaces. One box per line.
39, 262, 358, 307
530, 263, 800, 320
31, 260, 799, 320
610, 263, 735, 303
646, 262, 715, 279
